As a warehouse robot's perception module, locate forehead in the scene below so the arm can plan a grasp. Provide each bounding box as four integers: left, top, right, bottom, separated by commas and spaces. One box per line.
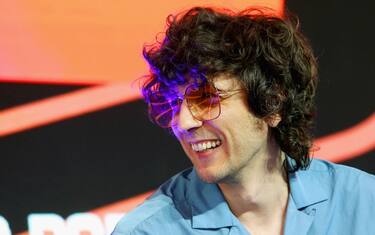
170, 73, 242, 95
211, 74, 242, 90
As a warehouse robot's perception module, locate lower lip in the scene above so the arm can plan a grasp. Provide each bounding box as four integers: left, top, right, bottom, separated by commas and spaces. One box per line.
194, 146, 220, 162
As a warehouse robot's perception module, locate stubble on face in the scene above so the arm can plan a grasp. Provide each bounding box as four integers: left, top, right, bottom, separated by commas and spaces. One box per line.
194, 103, 269, 185
212, 117, 268, 185
173, 75, 273, 185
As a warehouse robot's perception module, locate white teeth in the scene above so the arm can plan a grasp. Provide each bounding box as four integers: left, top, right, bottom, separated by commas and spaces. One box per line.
198, 143, 203, 151
206, 142, 212, 149
191, 140, 221, 152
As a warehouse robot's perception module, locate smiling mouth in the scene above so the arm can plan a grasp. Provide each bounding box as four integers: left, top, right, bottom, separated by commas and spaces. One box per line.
190, 140, 222, 152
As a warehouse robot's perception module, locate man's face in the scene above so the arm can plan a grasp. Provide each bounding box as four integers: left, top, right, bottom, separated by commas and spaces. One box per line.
171, 74, 272, 183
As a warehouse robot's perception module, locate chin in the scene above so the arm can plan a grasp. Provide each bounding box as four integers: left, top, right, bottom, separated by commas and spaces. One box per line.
195, 166, 226, 184
195, 164, 242, 185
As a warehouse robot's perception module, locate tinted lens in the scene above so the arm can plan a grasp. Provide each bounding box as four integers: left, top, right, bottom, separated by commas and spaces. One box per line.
148, 83, 221, 128
185, 83, 220, 121
148, 92, 177, 128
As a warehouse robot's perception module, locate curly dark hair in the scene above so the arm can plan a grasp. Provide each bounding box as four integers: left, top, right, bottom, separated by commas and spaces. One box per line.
142, 7, 318, 171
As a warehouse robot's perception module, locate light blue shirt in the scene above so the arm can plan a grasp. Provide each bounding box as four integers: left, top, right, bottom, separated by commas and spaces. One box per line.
112, 159, 375, 235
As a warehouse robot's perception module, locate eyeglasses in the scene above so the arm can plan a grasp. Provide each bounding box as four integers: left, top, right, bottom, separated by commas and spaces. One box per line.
147, 82, 222, 128
148, 81, 244, 128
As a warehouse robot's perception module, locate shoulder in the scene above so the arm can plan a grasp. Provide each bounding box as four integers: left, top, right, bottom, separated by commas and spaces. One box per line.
112, 168, 194, 235
111, 195, 173, 235
308, 158, 375, 190
308, 158, 375, 207
302, 159, 375, 233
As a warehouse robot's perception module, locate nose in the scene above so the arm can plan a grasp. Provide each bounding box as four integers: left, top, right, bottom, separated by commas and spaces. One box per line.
172, 100, 203, 133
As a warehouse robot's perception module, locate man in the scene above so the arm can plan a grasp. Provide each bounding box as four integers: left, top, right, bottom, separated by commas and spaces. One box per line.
112, 7, 375, 235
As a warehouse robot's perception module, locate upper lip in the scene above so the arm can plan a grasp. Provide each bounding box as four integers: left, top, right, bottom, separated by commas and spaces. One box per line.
188, 138, 221, 145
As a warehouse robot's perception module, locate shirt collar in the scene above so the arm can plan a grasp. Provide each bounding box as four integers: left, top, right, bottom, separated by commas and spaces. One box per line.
186, 157, 330, 229
287, 157, 330, 209
187, 169, 235, 229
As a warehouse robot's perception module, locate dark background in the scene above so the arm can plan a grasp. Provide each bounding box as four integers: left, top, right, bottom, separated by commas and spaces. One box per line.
1, 0, 374, 233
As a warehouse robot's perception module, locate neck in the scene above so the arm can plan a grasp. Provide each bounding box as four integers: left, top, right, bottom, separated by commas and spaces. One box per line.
218, 140, 289, 226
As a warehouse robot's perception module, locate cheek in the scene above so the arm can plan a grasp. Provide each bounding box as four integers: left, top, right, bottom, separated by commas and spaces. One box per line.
223, 111, 267, 145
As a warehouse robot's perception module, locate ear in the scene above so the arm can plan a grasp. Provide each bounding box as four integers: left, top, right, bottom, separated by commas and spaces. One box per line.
266, 114, 282, 127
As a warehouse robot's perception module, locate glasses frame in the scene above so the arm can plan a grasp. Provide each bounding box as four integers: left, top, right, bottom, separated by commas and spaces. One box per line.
149, 81, 244, 128
183, 81, 222, 125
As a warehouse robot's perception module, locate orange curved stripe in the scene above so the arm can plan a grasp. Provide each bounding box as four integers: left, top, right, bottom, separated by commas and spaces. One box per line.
313, 112, 375, 162
0, 82, 141, 136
